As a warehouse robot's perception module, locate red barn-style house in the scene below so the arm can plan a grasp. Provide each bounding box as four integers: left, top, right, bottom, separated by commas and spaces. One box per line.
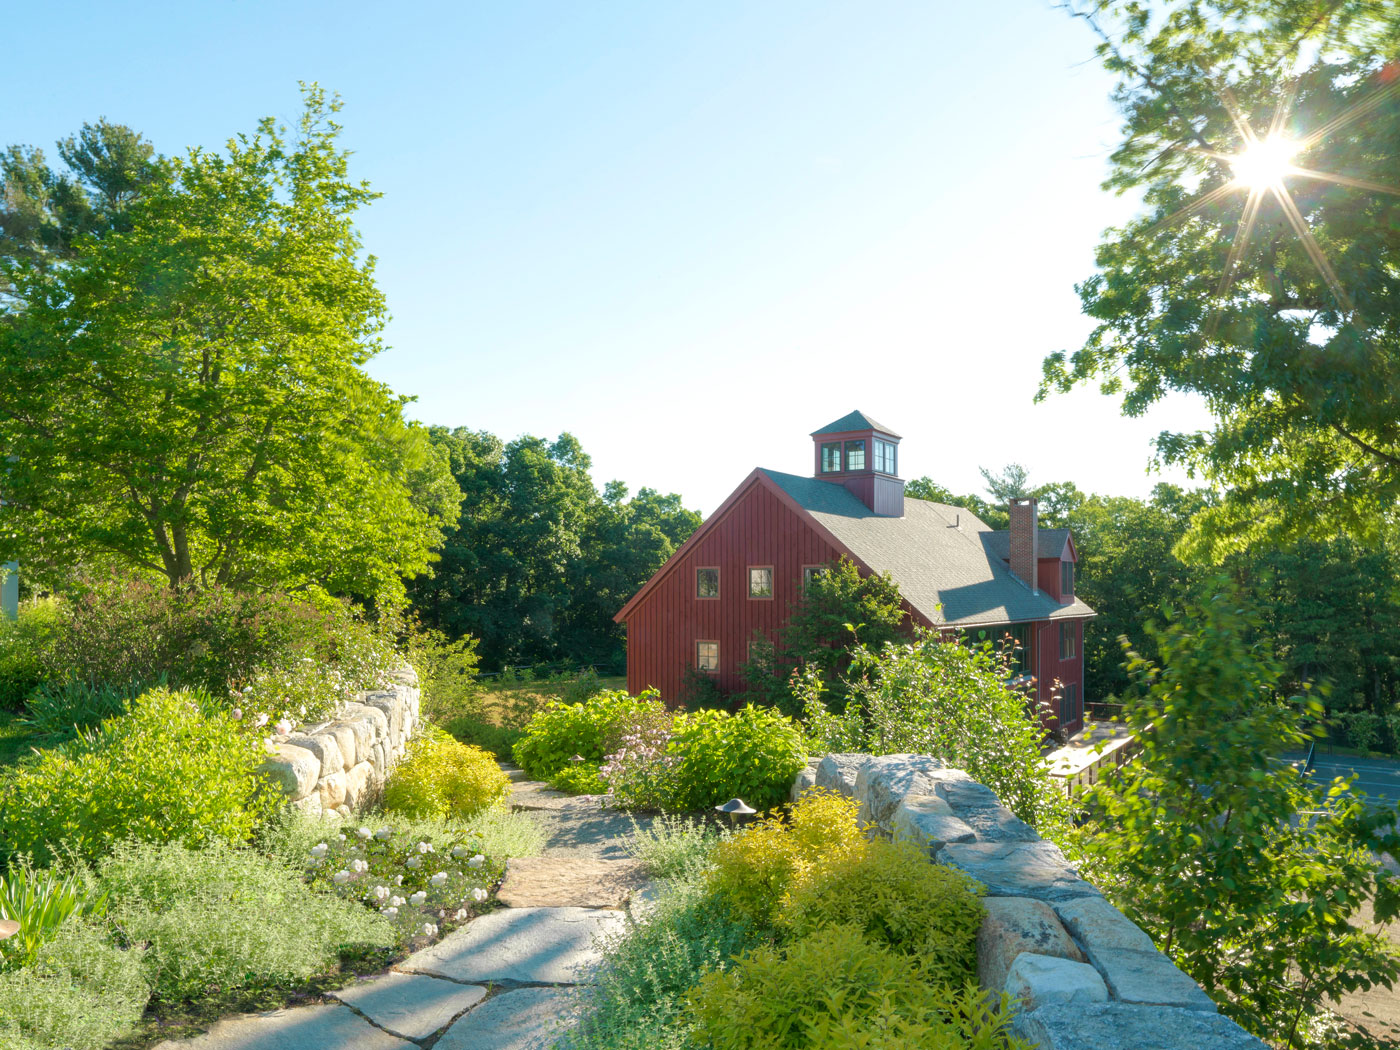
614, 412, 1097, 733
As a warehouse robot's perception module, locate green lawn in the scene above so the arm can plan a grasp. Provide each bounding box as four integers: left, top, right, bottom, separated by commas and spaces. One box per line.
0, 708, 48, 767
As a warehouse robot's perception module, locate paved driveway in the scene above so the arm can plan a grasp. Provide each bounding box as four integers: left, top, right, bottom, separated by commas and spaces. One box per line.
1281, 750, 1400, 806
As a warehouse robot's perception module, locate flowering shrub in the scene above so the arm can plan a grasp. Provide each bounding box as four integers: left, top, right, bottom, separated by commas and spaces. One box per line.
512, 688, 669, 780
100, 839, 394, 1000
0, 687, 281, 866
383, 728, 511, 819
600, 717, 680, 810
298, 821, 503, 943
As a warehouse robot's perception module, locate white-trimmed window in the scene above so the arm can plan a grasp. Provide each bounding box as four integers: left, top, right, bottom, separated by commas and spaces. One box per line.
874, 438, 897, 474
844, 439, 866, 471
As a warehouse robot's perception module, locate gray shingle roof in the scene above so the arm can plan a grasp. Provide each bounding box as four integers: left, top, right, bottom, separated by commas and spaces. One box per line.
810, 411, 901, 438
982, 528, 1073, 562
761, 470, 1095, 628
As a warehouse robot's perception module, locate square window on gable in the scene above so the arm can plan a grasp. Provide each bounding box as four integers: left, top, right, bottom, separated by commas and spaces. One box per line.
696, 641, 719, 672
696, 567, 719, 598
749, 567, 774, 598
821, 442, 843, 473
844, 439, 866, 471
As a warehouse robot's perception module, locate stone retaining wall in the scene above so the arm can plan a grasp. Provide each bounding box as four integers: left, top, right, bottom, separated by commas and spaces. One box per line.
791, 754, 1268, 1050
259, 666, 421, 819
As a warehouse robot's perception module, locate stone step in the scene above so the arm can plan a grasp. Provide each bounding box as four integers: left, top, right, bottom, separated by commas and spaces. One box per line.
398, 906, 626, 985
496, 856, 650, 909
498, 764, 528, 783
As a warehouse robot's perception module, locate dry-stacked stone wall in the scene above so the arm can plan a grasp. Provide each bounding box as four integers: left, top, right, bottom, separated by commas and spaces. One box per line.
791, 753, 1269, 1050
259, 666, 421, 819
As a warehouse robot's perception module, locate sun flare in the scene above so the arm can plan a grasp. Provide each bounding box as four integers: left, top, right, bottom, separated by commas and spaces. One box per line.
1229, 135, 1298, 188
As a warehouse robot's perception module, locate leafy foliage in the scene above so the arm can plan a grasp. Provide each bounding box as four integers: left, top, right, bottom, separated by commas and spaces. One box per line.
512, 688, 667, 780
0, 598, 61, 711
741, 557, 908, 712
686, 924, 1027, 1050
410, 426, 699, 670
0, 922, 149, 1050
21, 677, 151, 735
383, 728, 511, 820
778, 838, 984, 986
624, 814, 727, 881
814, 632, 1068, 832
549, 761, 608, 795
667, 705, 808, 812
0, 687, 280, 865
566, 873, 766, 1050
706, 790, 867, 928
0, 864, 107, 971
1073, 588, 1400, 1048
99, 840, 395, 1002
0, 87, 459, 601
1043, 2, 1400, 560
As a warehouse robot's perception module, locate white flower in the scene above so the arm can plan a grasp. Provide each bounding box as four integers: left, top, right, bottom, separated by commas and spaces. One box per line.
451, 845, 469, 859
309, 843, 329, 860
351, 859, 369, 874
454, 907, 469, 920
430, 872, 448, 887
405, 855, 422, 869
395, 875, 404, 885
231, 708, 243, 720
332, 870, 352, 885
242, 686, 254, 694
416, 841, 434, 854
374, 827, 393, 841
254, 713, 269, 728
372, 885, 390, 901
467, 854, 485, 868
275, 718, 293, 736
420, 923, 438, 937
357, 827, 374, 840
390, 895, 406, 907
382, 906, 399, 918
338, 833, 347, 841
409, 890, 428, 906
471, 887, 488, 902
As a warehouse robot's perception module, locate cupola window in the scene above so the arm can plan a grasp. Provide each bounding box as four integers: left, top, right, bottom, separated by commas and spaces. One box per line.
843, 439, 866, 471
874, 438, 897, 475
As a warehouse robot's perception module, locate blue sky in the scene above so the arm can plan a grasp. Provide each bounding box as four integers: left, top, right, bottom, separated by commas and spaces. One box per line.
7, 1, 1212, 515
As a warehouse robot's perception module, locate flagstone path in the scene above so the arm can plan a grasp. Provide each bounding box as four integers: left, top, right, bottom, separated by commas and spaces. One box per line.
153, 765, 654, 1050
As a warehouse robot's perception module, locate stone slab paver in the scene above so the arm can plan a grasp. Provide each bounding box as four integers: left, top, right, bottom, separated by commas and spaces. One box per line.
497, 855, 650, 908
150, 1003, 413, 1050
434, 987, 582, 1050
328, 971, 487, 1040
399, 906, 626, 985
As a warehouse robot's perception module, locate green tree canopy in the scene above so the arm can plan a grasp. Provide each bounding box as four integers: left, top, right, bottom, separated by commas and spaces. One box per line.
0, 87, 458, 602
1043, 2, 1400, 561
1073, 588, 1400, 1046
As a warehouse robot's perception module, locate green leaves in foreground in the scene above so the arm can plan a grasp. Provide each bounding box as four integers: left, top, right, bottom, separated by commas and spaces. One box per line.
1073, 587, 1400, 1048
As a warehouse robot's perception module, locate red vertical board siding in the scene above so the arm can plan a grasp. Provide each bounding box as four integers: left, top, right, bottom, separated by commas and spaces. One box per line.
1033, 619, 1085, 734
623, 481, 846, 702
1037, 558, 1062, 601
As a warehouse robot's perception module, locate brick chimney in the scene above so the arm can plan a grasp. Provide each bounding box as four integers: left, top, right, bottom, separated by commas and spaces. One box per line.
1009, 497, 1038, 592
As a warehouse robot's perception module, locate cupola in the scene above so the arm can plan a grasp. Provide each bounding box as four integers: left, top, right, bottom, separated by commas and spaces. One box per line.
811, 411, 904, 516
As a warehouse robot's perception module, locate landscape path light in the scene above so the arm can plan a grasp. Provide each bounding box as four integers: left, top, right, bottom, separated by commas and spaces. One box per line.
715, 797, 756, 831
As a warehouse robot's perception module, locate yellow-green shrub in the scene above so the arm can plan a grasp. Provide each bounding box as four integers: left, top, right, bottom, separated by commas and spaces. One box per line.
686, 924, 1028, 1050
706, 790, 866, 926
779, 837, 984, 985
384, 728, 510, 819
0, 687, 280, 866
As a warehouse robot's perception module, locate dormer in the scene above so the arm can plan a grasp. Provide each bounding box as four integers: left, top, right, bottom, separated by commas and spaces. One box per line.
811, 411, 905, 517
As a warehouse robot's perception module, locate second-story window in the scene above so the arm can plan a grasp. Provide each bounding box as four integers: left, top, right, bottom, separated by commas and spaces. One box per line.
844, 439, 866, 471
874, 438, 897, 474
1060, 560, 1074, 598
1059, 621, 1076, 660
821, 442, 843, 473
749, 566, 774, 598
696, 567, 719, 598
802, 565, 825, 593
